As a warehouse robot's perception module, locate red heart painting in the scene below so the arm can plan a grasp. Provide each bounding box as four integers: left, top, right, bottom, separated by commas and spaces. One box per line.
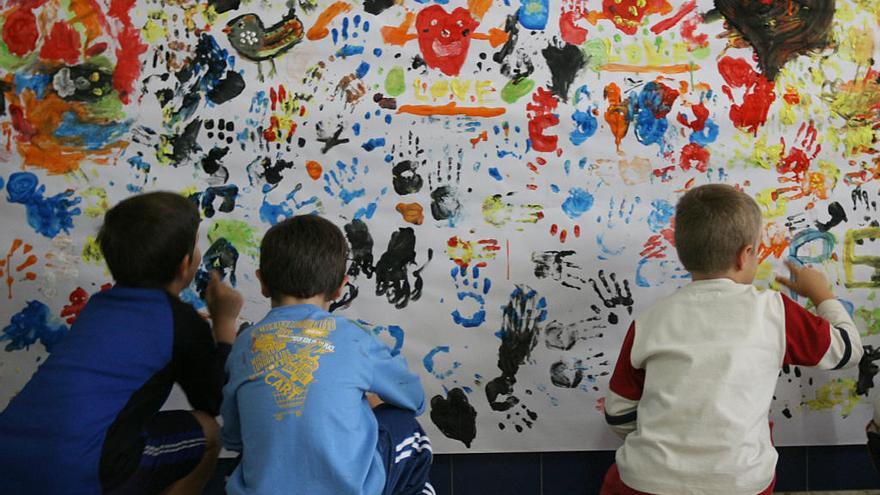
415, 5, 479, 77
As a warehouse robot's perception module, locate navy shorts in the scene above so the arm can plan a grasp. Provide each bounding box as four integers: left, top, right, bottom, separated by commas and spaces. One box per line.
106, 410, 206, 495
374, 405, 435, 495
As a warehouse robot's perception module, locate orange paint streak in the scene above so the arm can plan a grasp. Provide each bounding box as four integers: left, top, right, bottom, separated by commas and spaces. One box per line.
471, 28, 509, 48
396, 202, 424, 225
69, 0, 108, 43
470, 130, 488, 148
306, 160, 323, 180
398, 102, 505, 117
604, 83, 628, 151
468, 0, 493, 20
381, 12, 417, 46
307, 2, 352, 41
600, 63, 698, 74
16, 255, 37, 271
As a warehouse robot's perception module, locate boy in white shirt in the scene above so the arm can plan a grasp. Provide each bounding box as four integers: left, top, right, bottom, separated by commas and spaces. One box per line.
602, 184, 862, 495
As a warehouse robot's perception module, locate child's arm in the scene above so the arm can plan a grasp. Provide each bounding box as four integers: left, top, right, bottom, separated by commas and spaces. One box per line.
775, 261, 863, 369
365, 336, 426, 414
173, 273, 243, 414
605, 322, 644, 438
220, 371, 243, 452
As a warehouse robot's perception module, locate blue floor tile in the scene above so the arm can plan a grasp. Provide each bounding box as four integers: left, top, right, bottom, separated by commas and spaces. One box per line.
807, 444, 880, 490
775, 446, 807, 491
542, 451, 615, 495
452, 452, 540, 495
430, 454, 453, 495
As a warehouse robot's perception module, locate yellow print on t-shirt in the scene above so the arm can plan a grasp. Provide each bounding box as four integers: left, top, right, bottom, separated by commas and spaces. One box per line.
248, 318, 337, 420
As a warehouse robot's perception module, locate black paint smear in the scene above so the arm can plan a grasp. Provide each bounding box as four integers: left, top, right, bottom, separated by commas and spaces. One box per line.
392, 160, 424, 195
375, 227, 434, 309
493, 14, 536, 82
201, 146, 229, 176
162, 119, 202, 165
364, 0, 395, 15
155, 88, 174, 107
207, 70, 245, 104
316, 123, 349, 153
815, 201, 847, 231
550, 359, 583, 388
374, 228, 432, 309
344, 219, 375, 278
248, 157, 295, 190
589, 270, 633, 325
208, 0, 240, 14
190, 184, 238, 218
329, 281, 359, 312
486, 286, 542, 413
851, 186, 877, 211
541, 43, 587, 102
781, 407, 792, 419
411, 56, 427, 72
430, 186, 461, 221
856, 345, 880, 396
430, 388, 477, 448
532, 250, 585, 290
715, 0, 835, 81
52, 65, 113, 102
0, 80, 10, 116
195, 238, 239, 298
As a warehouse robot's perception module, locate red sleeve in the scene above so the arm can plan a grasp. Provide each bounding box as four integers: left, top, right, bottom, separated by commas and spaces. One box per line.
781, 293, 832, 366
609, 322, 645, 401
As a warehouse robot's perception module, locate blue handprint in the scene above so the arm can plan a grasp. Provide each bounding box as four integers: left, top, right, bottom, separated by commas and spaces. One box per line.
450, 265, 492, 328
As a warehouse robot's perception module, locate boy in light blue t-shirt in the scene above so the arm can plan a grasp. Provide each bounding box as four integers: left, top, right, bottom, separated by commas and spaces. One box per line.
221, 215, 433, 495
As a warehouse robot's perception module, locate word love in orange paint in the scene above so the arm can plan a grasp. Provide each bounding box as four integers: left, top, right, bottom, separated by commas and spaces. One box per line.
0, 239, 38, 299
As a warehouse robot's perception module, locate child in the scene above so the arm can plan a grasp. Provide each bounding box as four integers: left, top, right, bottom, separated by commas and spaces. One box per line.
221, 215, 433, 495
0, 191, 243, 495
602, 184, 862, 494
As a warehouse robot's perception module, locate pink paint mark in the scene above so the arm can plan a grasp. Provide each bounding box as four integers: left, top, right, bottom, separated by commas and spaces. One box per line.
526, 87, 560, 153
40, 21, 82, 65
559, 10, 589, 45
650, 0, 695, 34
718, 56, 776, 135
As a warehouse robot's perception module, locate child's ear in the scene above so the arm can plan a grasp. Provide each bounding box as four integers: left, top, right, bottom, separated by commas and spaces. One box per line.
332, 275, 349, 300
177, 254, 192, 279
736, 244, 753, 271
256, 269, 271, 298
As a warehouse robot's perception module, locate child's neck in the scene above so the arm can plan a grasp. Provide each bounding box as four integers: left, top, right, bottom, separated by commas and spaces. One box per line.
690, 270, 753, 285
272, 295, 332, 310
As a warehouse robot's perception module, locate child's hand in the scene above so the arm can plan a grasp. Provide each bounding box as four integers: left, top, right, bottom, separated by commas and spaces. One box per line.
365, 393, 384, 408
206, 271, 243, 344
775, 260, 835, 307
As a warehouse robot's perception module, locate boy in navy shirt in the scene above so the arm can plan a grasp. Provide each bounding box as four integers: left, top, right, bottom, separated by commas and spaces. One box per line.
221, 215, 433, 495
0, 191, 243, 494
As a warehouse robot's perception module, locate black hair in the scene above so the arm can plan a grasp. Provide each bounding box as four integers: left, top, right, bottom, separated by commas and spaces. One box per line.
97, 191, 200, 288
259, 215, 349, 301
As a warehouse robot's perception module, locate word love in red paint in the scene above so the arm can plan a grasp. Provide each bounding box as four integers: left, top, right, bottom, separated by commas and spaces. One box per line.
527, 87, 560, 154
416, 5, 479, 77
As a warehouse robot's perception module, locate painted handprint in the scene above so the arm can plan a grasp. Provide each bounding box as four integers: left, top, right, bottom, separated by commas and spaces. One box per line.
588, 270, 633, 325
531, 250, 586, 290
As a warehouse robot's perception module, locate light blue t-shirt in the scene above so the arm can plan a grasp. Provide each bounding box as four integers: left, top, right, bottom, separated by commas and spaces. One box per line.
220, 304, 425, 495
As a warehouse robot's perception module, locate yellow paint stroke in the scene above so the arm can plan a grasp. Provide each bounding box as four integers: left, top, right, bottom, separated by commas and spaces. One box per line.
81, 187, 110, 218
843, 227, 880, 288
307, 2, 352, 41
755, 188, 788, 219
599, 63, 698, 74
805, 378, 860, 418
81, 236, 104, 265
397, 102, 505, 117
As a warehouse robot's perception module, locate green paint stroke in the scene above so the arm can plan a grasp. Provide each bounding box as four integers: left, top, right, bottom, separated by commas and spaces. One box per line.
501, 78, 535, 104
208, 220, 261, 258
805, 378, 860, 417
384, 67, 406, 97
82, 236, 104, 265
857, 305, 880, 336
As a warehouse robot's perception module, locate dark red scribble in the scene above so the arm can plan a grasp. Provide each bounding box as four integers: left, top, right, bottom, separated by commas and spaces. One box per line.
2, 7, 39, 56
415, 5, 479, 77
9, 104, 37, 140
650, 0, 695, 34
679, 142, 710, 172
718, 56, 776, 135
526, 87, 559, 153
40, 21, 82, 65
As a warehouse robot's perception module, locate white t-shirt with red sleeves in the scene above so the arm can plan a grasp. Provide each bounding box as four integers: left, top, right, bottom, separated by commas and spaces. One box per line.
604, 278, 862, 495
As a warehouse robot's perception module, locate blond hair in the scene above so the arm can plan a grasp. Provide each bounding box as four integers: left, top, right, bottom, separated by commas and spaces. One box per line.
674, 184, 762, 274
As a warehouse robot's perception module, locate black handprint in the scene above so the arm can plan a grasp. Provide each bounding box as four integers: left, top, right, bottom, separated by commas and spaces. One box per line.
374, 227, 433, 309
589, 270, 633, 325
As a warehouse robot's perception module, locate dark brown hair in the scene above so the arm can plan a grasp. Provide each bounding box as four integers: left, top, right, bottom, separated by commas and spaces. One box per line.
259, 215, 349, 301
674, 184, 762, 274
98, 191, 200, 288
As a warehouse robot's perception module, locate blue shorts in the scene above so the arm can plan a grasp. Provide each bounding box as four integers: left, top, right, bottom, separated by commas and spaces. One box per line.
374, 405, 435, 495
105, 410, 206, 495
